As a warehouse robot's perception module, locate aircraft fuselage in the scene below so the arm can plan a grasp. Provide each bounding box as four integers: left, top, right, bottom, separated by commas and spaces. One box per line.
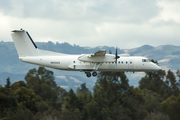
19, 55, 161, 72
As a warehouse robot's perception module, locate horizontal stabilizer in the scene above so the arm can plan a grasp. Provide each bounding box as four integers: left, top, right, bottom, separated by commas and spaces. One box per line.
12, 29, 24, 32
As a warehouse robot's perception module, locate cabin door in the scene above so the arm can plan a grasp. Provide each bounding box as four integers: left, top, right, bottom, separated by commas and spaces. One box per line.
128, 60, 134, 69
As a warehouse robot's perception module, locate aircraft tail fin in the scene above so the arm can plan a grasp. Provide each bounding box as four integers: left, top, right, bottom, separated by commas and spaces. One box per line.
11, 29, 41, 57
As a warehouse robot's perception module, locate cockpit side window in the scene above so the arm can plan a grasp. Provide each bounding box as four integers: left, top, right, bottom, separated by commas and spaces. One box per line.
142, 59, 146, 62
142, 59, 151, 62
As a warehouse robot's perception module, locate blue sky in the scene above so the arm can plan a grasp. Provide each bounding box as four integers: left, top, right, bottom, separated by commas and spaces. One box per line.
0, 0, 180, 49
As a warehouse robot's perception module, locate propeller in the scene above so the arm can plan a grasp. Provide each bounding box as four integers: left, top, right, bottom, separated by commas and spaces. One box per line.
115, 47, 120, 64
109, 47, 120, 64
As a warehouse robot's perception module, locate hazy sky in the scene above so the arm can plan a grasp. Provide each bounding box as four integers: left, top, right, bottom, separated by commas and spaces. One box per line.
0, 0, 180, 49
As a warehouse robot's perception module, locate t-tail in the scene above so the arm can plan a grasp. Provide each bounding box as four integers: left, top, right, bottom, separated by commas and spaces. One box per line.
11, 29, 41, 57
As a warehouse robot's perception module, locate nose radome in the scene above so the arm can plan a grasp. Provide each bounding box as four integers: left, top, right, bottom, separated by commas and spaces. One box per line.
158, 66, 162, 71
155, 65, 162, 71
151, 63, 162, 71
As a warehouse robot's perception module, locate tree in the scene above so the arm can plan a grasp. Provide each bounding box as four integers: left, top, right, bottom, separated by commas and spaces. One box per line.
160, 94, 180, 120
25, 67, 65, 109
60, 108, 81, 120
64, 89, 83, 119
13, 86, 42, 112
111, 105, 132, 120
25, 67, 56, 101
176, 69, 180, 80
94, 72, 129, 102
65, 89, 80, 112
91, 71, 130, 120
5, 77, 11, 88
144, 111, 170, 120
11, 80, 26, 90
6, 108, 34, 120
57, 86, 67, 105
97, 71, 130, 91
139, 70, 167, 99
0, 92, 17, 118
139, 69, 180, 100
142, 89, 163, 113
85, 100, 100, 120
76, 88, 93, 120
122, 87, 148, 120
77, 83, 89, 94
165, 70, 180, 97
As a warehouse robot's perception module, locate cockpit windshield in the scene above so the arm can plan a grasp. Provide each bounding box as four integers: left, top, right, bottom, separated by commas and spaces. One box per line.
142, 59, 151, 62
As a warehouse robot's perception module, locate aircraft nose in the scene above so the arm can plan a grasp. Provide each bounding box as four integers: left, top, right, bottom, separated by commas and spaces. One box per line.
152, 63, 162, 71
157, 66, 162, 71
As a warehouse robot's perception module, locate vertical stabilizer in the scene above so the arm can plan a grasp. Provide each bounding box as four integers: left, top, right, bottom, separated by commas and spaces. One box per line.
11, 29, 41, 57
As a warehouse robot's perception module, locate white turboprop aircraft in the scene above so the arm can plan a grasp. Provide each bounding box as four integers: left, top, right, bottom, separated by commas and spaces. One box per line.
11, 29, 162, 77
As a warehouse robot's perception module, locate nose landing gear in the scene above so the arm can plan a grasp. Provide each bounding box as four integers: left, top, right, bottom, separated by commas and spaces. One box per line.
148, 71, 154, 78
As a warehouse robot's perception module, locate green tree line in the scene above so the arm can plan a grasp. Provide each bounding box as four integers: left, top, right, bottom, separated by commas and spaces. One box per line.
0, 66, 180, 120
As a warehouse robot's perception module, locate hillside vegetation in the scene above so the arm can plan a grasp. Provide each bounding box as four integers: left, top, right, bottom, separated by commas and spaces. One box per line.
1, 67, 180, 120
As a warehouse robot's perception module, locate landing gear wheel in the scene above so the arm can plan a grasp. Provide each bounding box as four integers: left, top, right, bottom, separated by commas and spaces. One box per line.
86, 72, 91, 77
92, 71, 97, 77
149, 71, 154, 78
150, 74, 154, 78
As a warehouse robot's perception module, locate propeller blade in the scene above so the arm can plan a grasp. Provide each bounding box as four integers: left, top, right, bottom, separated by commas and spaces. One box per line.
109, 49, 112, 54
116, 47, 118, 58
115, 47, 120, 65
115, 47, 120, 59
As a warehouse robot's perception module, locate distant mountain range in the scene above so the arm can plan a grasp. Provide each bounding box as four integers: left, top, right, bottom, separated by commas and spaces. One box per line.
1, 41, 180, 91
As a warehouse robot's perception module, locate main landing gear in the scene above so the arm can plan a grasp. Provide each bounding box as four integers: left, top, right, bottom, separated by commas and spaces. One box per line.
148, 71, 154, 78
85, 71, 97, 77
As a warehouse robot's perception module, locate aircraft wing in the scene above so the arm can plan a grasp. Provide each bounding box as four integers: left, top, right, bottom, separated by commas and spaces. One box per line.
78, 50, 115, 62
91, 50, 107, 57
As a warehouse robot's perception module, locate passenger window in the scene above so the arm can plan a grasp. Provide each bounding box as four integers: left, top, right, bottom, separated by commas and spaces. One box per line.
130, 61, 132, 64
121, 61, 123, 64
73, 61, 75, 63
118, 61, 120, 64
126, 61, 128, 64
